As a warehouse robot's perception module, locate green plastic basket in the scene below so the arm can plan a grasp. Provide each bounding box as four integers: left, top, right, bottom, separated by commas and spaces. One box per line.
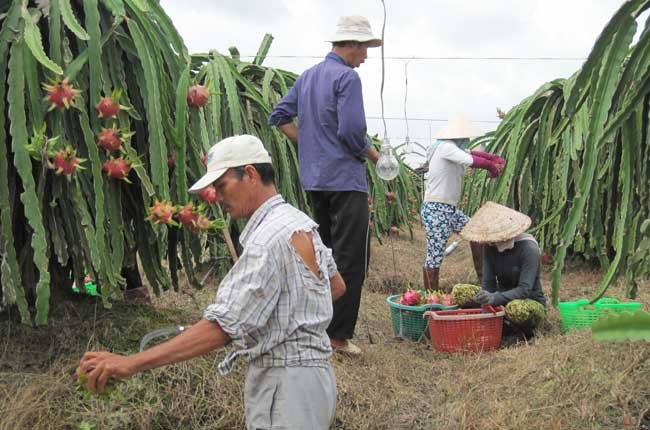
387, 295, 457, 341
558, 298, 643, 332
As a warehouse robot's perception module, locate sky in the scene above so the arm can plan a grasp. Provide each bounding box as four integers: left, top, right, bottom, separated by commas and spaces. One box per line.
159, 0, 633, 165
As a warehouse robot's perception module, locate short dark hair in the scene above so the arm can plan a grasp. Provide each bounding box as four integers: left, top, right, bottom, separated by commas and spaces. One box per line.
231, 163, 275, 185
332, 41, 362, 48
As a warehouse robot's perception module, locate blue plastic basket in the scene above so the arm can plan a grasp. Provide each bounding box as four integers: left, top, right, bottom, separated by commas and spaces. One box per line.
387, 295, 457, 341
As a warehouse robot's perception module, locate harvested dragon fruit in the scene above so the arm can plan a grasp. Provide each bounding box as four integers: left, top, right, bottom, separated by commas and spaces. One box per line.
400, 289, 421, 306
425, 293, 440, 305
441, 294, 454, 307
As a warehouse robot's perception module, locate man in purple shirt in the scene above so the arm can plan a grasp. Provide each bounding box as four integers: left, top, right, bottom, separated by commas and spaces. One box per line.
269, 16, 381, 355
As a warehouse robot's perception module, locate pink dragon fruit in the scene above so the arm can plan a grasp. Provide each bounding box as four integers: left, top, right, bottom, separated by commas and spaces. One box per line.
401, 289, 421, 306
441, 294, 454, 307
426, 293, 440, 305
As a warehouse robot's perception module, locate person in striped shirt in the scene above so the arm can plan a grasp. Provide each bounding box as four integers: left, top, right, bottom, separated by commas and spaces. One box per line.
78, 135, 346, 429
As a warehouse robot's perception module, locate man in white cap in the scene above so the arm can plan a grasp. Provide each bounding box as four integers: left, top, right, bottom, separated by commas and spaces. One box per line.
269, 15, 381, 356
421, 115, 506, 291
78, 135, 346, 429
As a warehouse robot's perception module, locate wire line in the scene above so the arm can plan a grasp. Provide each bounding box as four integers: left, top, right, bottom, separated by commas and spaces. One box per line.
366, 116, 501, 124
233, 54, 587, 62
379, 0, 387, 139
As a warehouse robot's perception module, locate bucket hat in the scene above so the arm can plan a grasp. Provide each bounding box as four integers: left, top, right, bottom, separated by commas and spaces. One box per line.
326, 16, 382, 47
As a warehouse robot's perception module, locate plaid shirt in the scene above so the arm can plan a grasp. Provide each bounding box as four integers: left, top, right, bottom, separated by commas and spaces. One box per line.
204, 195, 337, 375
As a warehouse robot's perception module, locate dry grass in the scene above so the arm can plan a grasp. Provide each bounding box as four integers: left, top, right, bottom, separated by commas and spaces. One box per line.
365, 228, 480, 295
1, 225, 649, 429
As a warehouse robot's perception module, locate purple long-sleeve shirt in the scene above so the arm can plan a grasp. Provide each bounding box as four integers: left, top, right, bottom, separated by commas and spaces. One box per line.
268, 52, 371, 192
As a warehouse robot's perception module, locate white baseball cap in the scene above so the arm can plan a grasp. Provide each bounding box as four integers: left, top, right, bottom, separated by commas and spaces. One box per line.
325, 16, 382, 47
188, 135, 272, 193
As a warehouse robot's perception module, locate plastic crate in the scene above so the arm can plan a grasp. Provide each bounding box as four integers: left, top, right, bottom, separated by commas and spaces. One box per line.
558, 298, 643, 332
386, 295, 457, 341
426, 306, 505, 353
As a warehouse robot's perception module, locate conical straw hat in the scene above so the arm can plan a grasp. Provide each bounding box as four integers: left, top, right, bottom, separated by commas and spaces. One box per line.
435, 114, 480, 139
460, 201, 531, 243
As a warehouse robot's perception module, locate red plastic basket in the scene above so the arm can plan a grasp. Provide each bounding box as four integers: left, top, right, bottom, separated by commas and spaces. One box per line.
425, 306, 505, 353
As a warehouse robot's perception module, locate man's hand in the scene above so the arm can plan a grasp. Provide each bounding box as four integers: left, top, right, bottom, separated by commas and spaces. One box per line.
330, 272, 346, 302
365, 146, 380, 165
78, 351, 136, 393
278, 122, 298, 144
77, 319, 230, 395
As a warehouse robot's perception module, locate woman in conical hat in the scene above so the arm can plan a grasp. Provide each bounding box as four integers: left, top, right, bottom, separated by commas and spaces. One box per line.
460, 201, 548, 334
420, 115, 505, 291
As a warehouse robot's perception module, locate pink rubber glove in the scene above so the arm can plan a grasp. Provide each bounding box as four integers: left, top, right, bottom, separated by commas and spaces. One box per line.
470, 150, 506, 166
471, 154, 500, 178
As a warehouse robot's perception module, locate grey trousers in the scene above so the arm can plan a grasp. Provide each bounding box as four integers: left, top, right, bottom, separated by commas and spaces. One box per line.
244, 364, 337, 430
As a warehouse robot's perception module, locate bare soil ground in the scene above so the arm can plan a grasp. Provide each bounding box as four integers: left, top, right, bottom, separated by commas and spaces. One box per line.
1, 225, 648, 429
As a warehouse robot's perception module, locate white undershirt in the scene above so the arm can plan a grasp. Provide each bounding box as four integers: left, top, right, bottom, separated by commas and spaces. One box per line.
424, 141, 473, 206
